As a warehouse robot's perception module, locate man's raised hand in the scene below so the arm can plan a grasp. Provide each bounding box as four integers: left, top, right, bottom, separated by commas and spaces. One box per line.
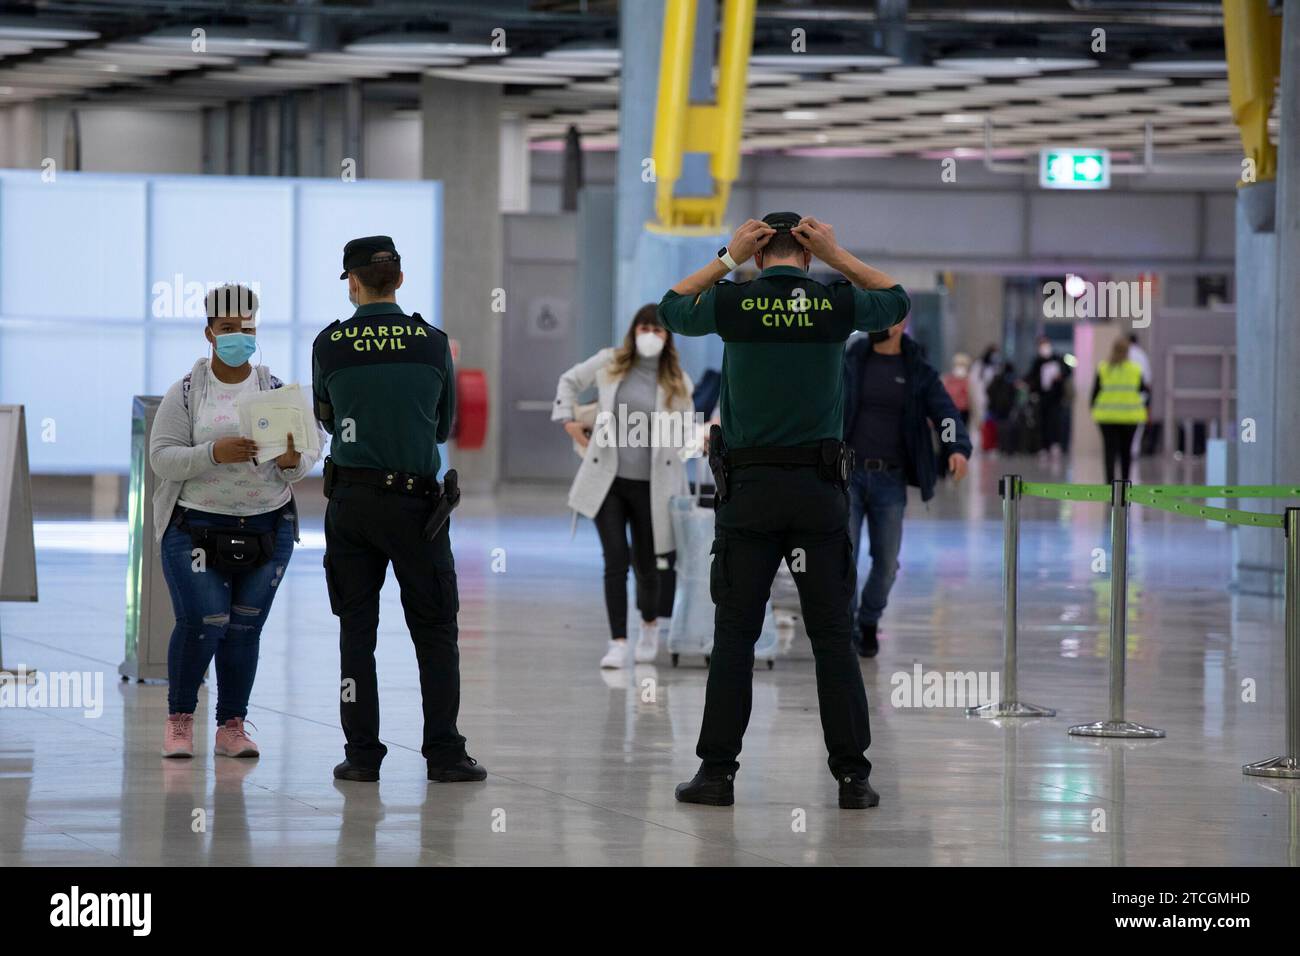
791, 216, 840, 263
726, 219, 775, 264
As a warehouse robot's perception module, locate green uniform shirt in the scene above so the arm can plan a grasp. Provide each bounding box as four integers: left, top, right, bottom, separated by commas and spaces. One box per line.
658, 265, 910, 448
311, 302, 455, 476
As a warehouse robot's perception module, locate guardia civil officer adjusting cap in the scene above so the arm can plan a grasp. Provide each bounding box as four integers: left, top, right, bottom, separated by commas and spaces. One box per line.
340, 235, 401, 280
761, 211, 801, 232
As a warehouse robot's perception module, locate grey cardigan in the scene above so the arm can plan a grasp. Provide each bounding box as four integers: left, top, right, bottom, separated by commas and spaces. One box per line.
149, 358, 322, 542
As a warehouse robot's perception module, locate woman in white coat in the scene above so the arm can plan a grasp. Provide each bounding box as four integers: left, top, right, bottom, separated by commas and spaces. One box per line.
553, 305, 694, 668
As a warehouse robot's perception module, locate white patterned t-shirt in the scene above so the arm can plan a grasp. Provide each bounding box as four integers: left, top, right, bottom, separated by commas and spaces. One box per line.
177, 366, 293, 516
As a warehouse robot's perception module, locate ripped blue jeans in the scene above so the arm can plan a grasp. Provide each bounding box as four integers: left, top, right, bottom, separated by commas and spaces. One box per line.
160, 504, 296, 723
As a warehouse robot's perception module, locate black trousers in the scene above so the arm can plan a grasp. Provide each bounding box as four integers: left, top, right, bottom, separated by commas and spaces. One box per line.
1039, 397, 1065, 451
698, 464, 872, 781
593, 477, 676, 640
323, 481, 466, 771
1099, 423, 1138, 483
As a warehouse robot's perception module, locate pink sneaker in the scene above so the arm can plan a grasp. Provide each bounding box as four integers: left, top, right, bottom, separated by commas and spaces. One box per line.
214, 718, 260, 758
161, 713, 195, 758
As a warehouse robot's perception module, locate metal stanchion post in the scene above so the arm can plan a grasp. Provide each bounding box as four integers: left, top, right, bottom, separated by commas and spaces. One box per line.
968, 474, 1056, 718
1244, 506, 1300, 777
1070, 479, 1165, 738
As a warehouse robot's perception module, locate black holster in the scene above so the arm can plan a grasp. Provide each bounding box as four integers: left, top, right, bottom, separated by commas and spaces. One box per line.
322, 455, 337, 499
817, 439, 854, 490
707, 424, 730, 507
323, 455, 340, 502
424, 469, 461, 541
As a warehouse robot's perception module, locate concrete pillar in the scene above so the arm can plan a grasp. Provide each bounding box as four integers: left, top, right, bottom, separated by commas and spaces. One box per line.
1233, 1, 1297, 595
277, 94, 299, 177
249, 97, 269, 176
613, 0, 668, 341
310, 89, 327, 178
946, 273, 1004, 366
1274, 1, 1300, 494
421, 76, 503, 491
0, 104, 44, 169
1234, 186, 1280, 594
613, 0, 726, 381
499, 112, 531, 214
342, 83, 363, 175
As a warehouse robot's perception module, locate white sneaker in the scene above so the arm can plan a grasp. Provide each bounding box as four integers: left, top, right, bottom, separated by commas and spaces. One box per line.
600, 640, 629, 669
633, 621, 660, 663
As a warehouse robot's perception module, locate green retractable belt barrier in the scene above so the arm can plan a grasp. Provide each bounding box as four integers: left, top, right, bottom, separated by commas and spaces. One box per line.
980, 474, 1300, 775
1129, 484, 1300, 529
1019, 481, 1111, 502
1134, 484, 1300, 498
1126, 490, 1284, 528
1016, 480, 1300, 527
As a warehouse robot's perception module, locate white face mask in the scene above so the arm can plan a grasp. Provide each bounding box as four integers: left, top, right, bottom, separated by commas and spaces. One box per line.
635, 332, 665, 359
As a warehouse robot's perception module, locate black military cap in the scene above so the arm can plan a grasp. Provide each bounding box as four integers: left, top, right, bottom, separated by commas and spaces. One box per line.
340, 235, 401, 279
761, 211, 801, 232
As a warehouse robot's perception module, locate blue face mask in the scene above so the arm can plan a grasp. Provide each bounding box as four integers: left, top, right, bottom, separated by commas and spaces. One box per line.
213, 332, 257, 367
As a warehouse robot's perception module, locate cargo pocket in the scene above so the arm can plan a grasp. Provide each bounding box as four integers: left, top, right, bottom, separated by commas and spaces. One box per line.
709, 535, 730, 604
322, 553, 343, 616
841, 535, 858, 600
436, 568, 460, 619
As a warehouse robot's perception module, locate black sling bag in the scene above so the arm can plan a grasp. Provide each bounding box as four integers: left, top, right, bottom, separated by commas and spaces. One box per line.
176, 511, 278, 572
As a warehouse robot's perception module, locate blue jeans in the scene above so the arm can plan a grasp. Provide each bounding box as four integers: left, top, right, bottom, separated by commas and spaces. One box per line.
160, 504, 296, 723
847, 467, 907, 632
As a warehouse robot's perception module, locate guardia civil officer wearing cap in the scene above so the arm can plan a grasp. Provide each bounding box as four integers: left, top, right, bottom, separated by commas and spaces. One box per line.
312, 236, 486, 785
658, 213, 910, 810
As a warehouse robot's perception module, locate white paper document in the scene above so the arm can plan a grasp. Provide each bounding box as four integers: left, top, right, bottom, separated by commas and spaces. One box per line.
235, 384, 320, 462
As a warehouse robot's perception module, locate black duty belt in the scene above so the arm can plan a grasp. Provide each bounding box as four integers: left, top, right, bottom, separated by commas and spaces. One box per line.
334, 463, 440, 499
726, 446, 821, 469
860, 458, 902, 472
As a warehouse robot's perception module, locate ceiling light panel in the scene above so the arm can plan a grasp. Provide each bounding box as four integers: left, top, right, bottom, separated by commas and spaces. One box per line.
426, 66, 571, 85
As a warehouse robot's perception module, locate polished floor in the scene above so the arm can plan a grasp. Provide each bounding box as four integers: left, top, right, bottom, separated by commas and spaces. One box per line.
2, 453, 1298, 866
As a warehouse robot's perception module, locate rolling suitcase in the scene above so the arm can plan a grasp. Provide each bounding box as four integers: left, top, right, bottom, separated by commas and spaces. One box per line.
996, 417, 1017, 455
666, 493, 779, 669
1014, 401, 1042, 454
980, 417, 998, 453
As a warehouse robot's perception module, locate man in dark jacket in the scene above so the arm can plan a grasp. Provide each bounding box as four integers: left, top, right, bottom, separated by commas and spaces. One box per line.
842, 324, 972, 657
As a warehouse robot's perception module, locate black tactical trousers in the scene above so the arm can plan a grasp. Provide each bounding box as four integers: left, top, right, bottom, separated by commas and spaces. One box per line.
697, 464, 872, 781
323, 481, 466, 771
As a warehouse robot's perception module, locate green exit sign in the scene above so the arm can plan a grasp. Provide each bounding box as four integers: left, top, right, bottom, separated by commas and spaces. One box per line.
1039, 148, 1111, 189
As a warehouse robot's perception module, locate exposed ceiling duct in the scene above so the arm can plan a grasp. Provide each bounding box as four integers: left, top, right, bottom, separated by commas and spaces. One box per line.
0, 1, 1251, 159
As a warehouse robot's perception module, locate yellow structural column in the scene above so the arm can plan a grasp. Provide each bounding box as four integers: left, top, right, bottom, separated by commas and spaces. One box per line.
1223, 0, 1282, 184
651, 0, 757, 232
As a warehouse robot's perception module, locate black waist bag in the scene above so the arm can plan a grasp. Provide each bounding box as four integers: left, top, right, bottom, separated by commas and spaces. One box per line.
179, 514, 276, 572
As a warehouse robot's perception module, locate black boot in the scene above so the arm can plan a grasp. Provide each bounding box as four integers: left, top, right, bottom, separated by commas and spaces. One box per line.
838, 775, 880, 809
428, 755, 487, 783
333, 760, 380, 783
856, 623, 879, 659
674, 769, 735, 806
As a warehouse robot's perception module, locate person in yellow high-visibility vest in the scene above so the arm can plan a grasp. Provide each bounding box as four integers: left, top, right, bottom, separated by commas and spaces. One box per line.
1090, 337, 1149, 482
